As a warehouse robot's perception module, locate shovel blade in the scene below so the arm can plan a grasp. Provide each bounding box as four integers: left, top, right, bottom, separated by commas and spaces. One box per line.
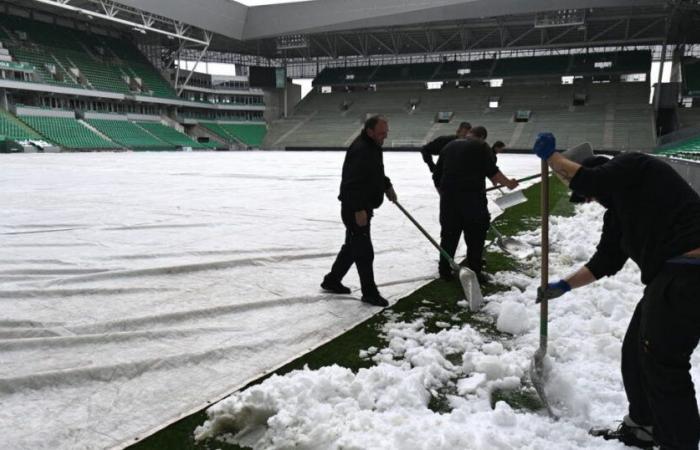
494, 190, 527, 210
530, 348, 559, 419
458, 267, 483, 311
498, 237, 535, 259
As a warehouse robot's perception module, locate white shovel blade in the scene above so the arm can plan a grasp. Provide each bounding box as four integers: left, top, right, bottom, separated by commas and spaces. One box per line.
494, 190, 527, 210
498, 237, 535, 259
459, 267, 483, 311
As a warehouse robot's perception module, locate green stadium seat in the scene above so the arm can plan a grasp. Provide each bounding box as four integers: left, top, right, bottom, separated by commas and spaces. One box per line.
86, 118, 173, 150
200, 122, 266, 147
19, 115, 115, 149
655, 135, 700, 160
0, 14, 176, 98
0, 109, 43, 141
136, 121, 218, 149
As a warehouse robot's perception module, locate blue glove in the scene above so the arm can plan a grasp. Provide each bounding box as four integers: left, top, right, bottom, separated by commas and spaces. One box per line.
536, 279, 571, 304
533, 132, 556, 160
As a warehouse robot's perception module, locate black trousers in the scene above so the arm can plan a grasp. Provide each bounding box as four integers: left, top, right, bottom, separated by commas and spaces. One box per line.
326, 207, 378, 296
622, 263, 700, 450
438, 190, 490, 276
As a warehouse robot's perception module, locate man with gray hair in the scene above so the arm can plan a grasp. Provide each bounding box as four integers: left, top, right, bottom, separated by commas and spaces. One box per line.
534, 134, 700, 450
321, 116, 397, 307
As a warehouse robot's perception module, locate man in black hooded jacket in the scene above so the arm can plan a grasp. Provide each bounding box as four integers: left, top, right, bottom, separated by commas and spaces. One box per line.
321, 116, 397, 307
433, 126, 519, 281
420, 121, 471, 173
534, 134, 700, 450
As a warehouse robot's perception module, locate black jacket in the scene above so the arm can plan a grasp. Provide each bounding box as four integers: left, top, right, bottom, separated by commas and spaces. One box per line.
338, 132, 392, 212
570, 152, 700, 284
421, 134, 458, 172
433, 138, 500, 192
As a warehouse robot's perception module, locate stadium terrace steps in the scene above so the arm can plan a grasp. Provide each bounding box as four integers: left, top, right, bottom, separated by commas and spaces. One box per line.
136, 122, 218, 149
0, 109, 43, 141
268, 81, 655, 151
656, 135, 700, 161
19, 115, 116, 149
85, 119, 173, 150
200, 122, 267, 148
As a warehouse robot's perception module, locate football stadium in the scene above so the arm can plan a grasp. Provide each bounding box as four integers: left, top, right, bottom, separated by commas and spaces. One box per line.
1, 0, 700, 449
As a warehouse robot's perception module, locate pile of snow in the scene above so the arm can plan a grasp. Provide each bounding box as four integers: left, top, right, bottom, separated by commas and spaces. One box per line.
195, 202, 700, 449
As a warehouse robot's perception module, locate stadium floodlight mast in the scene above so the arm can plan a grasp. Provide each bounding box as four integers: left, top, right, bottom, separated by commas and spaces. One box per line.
31, 0, 212, 46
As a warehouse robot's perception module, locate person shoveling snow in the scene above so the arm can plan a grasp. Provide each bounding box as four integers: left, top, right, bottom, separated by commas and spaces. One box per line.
533, 135, 700, 450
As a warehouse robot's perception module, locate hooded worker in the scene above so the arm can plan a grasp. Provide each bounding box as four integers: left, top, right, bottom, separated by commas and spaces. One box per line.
533, 133, 700, 450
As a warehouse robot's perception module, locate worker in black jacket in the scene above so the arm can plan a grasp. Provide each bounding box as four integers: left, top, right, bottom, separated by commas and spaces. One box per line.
491, 140, 506, 164
420, 122, 471, 173
433, 126, 519, 281
534, 133, 700, 450
321, 116, 397, 307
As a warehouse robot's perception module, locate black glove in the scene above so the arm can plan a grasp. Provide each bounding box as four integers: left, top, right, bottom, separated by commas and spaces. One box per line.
536, 279, 571, 304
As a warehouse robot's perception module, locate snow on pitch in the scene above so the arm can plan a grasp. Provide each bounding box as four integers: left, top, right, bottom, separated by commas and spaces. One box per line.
0, 152, 537, 449
195, 202, 700, 449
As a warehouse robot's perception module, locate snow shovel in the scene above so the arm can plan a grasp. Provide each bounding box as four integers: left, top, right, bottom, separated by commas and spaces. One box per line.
493, 187, 527, 210
393, 200, 484, 311
529, 160, 558, 419
486, 173, 542, 210
490, 224, 535, 259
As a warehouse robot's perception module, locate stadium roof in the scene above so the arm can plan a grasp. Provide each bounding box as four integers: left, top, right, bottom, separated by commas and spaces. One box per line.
10, 0, 700, 60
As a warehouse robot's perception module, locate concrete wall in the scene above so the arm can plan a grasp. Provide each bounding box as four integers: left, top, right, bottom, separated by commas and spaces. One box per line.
15, 106, 73, 117
664, 157, 700, 195
264, 81, 301, 123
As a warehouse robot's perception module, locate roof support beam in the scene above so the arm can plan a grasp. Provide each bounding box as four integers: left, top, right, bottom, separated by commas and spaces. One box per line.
176, 33, 212, 96
546, 25, 578, 44
368, 33, 395, 55
506, 27, 538, 47
435, 30, 461, 52
459, 27, 471, 51
630, 17, 665, 38
468, 28, 498, 49
403, 33, 429, 53
338, 35, 363, 57
589, 19, 625, 41
31, 0, 211, 45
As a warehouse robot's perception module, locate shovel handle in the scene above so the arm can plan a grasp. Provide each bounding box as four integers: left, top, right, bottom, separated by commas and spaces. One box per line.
539, 160, 550, 354
485, 173, 542, 193
393, 200, 460, 272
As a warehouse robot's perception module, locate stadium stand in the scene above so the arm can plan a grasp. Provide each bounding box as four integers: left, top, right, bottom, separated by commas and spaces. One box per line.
314, 66, 378, 85
491, 55, 569, 78
682, 57, 700, 97
0, 108, 42, 141
86, 118, 173, 150
136, 121, 219, 149
200, 122, 267, 148
0, 14, 176, 97
372, 63, 440, 83
265, 79, 655, 151
19, 115, 115, 149
311, 51, 652, 86
434, 60, 493, 80
656, 134, 700, 161
678, 107, 700, 129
